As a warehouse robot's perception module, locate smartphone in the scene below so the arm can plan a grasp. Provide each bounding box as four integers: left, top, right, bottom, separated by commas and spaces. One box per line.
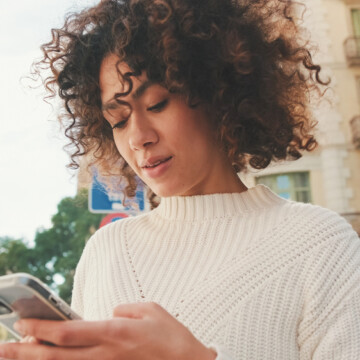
0, 273, 81, 340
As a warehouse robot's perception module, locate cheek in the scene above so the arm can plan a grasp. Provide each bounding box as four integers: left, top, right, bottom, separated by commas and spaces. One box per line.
113, 136, 130, 162
183, 122, 215, 150
113, 136, 122, 153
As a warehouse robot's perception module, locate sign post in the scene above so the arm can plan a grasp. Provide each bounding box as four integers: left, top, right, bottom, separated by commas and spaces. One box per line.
99, 213, 130, 228
89, 174, 147, 217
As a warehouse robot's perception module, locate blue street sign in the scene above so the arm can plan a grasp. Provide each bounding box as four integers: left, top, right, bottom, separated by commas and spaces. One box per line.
89, 174, 146, 214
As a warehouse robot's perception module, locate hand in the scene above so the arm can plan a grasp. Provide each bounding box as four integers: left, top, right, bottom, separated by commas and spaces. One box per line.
0, 302, 217, 360
20, 335, 39, 344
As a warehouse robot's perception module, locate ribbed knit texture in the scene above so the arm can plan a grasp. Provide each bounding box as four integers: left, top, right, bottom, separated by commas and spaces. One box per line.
72, 185, 360, 359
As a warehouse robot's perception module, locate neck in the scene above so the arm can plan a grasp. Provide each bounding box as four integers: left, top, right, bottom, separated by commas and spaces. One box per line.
206, 145, 248, 195
184, 150, 248, 196
200, 153, 248, 195
155, 185, 283, 221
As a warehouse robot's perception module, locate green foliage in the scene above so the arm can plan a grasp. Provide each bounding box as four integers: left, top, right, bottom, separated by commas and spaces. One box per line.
0, 237, 35, 275
0, 189, 103, 304
33, 189, 103, 303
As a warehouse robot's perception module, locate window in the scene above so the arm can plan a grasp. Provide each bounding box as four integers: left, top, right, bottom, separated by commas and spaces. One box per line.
351, 9, 360, 37
356, 77, 360, 104
256, 172, 312, 203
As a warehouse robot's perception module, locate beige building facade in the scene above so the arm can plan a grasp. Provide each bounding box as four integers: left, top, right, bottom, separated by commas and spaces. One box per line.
243, 0, 360, 234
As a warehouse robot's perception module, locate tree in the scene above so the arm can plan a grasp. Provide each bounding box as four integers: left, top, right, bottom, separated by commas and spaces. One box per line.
32, 189, 103, 303
0, 190, 102, 303
0, 190, 102, 341
0, 237, 34, 275
0, 237, 36, 343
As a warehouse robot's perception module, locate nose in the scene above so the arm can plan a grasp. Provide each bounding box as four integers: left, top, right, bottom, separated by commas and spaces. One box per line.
128, 112, 159, 151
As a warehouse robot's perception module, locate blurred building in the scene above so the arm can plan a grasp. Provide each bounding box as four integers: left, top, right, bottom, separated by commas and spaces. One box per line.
77, 156, 92, 192
243, 0, 360, 234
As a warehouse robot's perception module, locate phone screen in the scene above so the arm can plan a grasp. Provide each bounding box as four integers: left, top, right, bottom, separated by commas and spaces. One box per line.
0, 300, 12, 315
10, 297, 65, 320
0, 285, 70, 321
0, 273, 82, 341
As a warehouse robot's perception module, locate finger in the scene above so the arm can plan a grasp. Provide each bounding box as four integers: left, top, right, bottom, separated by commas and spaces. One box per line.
14, 319, 110, 347
20, 335, 39, 344
113, 301, 164, 318
0, 342, 95, 360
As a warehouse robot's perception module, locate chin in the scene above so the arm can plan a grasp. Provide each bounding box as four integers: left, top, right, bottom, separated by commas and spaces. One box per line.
151, 184, 184, 198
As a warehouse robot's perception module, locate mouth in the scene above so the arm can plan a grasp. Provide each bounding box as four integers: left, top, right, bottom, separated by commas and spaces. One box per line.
142, 156, 173, 169
140, 156, 173, 179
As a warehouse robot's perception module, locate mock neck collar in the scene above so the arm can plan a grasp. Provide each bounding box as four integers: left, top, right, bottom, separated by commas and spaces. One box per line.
154, 185, 284, 221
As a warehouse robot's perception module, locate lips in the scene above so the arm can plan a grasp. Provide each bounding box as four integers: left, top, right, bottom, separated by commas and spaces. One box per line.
141, 156, 173, 169
139, 156, 173, 179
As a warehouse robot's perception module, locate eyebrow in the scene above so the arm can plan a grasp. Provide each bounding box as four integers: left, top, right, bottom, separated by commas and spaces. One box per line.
102, 80, 154, 112
133, 80, 154, 100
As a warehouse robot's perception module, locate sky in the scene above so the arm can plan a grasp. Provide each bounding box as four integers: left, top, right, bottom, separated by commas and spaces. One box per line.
0, 0, 97, 242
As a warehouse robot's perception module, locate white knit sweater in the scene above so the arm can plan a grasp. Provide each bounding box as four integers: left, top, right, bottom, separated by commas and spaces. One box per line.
71, 185, 360, 359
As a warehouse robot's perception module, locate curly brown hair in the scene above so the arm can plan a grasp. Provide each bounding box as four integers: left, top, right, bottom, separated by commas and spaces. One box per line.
35, 0, 327, 207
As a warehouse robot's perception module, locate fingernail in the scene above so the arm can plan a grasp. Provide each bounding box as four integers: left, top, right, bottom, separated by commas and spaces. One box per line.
14, 321, 23, 334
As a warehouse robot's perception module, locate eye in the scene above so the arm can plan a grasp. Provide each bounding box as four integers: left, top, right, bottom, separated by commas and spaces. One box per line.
147, 99, 169, 112
108, 107, 131, 130
112, 119, 128, 130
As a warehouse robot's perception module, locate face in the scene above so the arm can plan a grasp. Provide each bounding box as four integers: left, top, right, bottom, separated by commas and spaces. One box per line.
99, 54, 243, 197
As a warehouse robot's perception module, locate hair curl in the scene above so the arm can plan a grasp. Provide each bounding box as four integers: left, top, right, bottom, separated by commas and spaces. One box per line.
34, 0, 327, 207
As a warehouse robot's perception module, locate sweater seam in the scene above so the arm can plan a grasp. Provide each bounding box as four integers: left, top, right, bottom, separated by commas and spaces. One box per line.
298, 282, 360, 347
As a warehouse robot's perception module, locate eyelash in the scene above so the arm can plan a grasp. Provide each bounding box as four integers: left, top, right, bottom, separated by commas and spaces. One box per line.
112, 119, 127, 130
148, 99, 168, 112
111, 99, 169, 130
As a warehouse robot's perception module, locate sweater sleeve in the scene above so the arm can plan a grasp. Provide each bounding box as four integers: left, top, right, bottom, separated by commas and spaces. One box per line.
71, 234, 96, 317
310, 287, 360, 359
298, 218, 360, 359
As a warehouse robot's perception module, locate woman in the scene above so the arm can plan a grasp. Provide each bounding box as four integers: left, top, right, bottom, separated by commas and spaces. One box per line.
1, 0, 359, 359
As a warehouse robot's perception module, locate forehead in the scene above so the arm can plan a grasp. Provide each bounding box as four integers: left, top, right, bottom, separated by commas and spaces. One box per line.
99, 53, 146, 103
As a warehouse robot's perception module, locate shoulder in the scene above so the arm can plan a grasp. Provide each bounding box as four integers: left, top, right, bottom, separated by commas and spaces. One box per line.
260, 194, 360, 308
86, 210, 155, 248
278, 200, 360, 290
253, 183, 356, 241
250, 186, 359, 260
283, 200, 356, 242
293, 205, 360, 344
250, 185, 356, 241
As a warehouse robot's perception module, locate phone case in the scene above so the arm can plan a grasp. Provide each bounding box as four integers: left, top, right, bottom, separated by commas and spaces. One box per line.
0, 273, 81, 340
